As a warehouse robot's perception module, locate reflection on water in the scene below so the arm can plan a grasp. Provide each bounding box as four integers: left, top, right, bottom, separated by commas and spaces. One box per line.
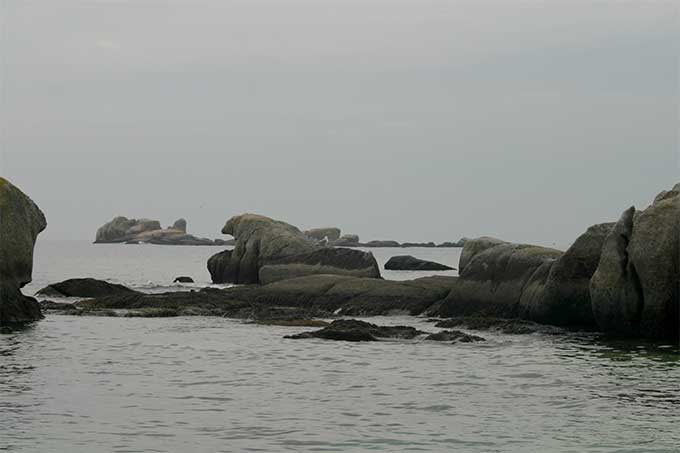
1, 316, 679, 452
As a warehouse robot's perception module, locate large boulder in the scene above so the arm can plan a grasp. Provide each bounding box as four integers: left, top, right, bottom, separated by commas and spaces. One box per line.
438, 238, 563, 318
36, 278, 138, 298
171, 218, 187, 233
0, 178, 46, 325
208, 214, 380, 284
304, 227, 341, 242
519, 223, 614, 327
331, 234, 360, 247
591, 184, 680, 339
385, 255, 454, 271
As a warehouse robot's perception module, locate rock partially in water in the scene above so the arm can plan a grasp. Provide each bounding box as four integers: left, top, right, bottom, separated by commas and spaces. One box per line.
434, 317, 564, 335
208, 214, 380, 284
40, 300, 78, 311
0, 178, 47, 325
385, 255, 454, 271
284, 319, 426, 342
95, 216, 220, 245
253, 319, 329, 327
400, 242, 436, 248
37, 278, 139, 298
330, 234, 360, 247
173, 276, 194, 283
362, 240, 401, 248
424, 330, 486, 343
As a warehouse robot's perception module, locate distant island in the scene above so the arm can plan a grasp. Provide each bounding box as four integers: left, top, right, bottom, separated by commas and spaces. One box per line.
94, 216, 233, 246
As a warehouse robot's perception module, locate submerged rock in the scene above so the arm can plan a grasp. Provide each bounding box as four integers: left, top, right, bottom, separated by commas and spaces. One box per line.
173, 276, 194, 283
0, 178, 46, 325
284, 319, 426, 342
385, 255, 454, 271
36, 278, 139, 298
424, 330, 486, 343
208, 214, 380, 284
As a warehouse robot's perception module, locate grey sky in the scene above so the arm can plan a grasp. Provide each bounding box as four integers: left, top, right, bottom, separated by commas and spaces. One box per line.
1, 0, 678, 247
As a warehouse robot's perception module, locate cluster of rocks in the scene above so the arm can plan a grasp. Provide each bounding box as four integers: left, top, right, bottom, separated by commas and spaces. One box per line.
302, 228, 466, 248
94, 217, 232, 246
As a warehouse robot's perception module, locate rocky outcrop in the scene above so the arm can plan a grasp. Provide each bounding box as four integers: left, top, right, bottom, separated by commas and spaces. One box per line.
173, 276, 194, 283
208, 214, 380, 284
591, 184, 680, 339
37, 278, 138, 298
520, 223, 614, 327
438, 239, 562, 319
304, 227, 341, 242
330, 234, 360, 246
362, 240, 401, 248
95, 216, 220, 245
385, 255, 454, 271
0, 178, 46, 325
424, 330, 485, 343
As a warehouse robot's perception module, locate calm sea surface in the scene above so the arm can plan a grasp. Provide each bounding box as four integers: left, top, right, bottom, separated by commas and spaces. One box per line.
2, 241, 679, 452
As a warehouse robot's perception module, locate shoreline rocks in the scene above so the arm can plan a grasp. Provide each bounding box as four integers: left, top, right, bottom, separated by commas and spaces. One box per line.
0, 178, 46, 326
385, 256, 455, 271
284, 319, 426, 342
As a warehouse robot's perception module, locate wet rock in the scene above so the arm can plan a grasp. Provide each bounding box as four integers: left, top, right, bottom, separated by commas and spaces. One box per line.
401, 242, 436, 248
385, 255, 454, 271
362, 240, 401, 248
171, 218, 187, 233
284, 319, 426, 342
434, 317, 564, 335
254, 319, 329, 327
37, 278, 138, 298
0, 178, 47, 325
39, 300, 77, 311
173, 276, 194, 283
425, 330, 486, 343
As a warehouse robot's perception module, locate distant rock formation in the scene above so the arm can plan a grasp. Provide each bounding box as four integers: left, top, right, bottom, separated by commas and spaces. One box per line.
94, 217, 221, 246
385, 256, 454, 271
304, 227, 341, 242
330, 234, 360, 246
207, 214, 381, 284
0, 178, 46, 325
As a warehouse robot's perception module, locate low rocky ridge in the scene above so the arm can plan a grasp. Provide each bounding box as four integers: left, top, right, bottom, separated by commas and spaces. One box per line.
37, 278, 139, 298
208, 214, 381, 284
95, 216, 227, 246
385, 255, 454, 271
0, 178, 47, 326
302, 228, 467, 248
284, 319, 426, 342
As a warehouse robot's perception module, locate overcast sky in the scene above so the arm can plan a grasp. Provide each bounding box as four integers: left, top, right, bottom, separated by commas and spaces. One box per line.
1, 0, 678, 247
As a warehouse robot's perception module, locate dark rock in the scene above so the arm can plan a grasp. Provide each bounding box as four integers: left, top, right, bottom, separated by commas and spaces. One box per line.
171, 218, 187, 233
385, 255, 454, 271
0, 178, 46, 325
95, 216, 215, 245
173, 276, 194, 283
36, 278, 139, 298
254, 319, 329, 327
208, 214, 380, 284
425, 330, 486, 343
40, 300, 77, 311
284, 319, 426, 342
304, 228, 341, 242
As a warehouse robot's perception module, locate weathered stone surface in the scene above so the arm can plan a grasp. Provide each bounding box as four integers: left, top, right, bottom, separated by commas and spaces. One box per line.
304, 228, 341, 242
259, 247, 381, 284
171, 218, 187, 233
0, 178, 46, 325
37, 278, 138, 298
591, 185, 680, 339
384, 255, 454, 271
520, 223, 614, 327
330, 234, 360, 246
438, 239, 562, 318
209, 214, 380, 284
284, 319, 426, 342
